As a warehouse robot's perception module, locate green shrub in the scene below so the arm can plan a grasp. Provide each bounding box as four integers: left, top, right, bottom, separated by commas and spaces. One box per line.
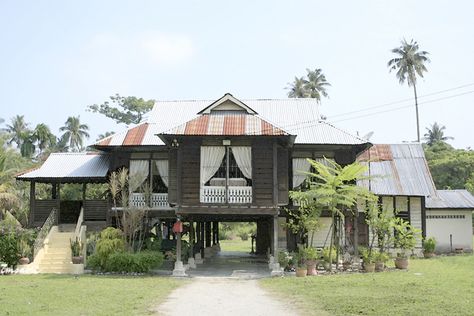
423, 237, 436, 253
105, 251, 163, 273
300, 246, 319, 261
237, 230, 249, 241
0, 233, 19, 268
95, 227, 125, 269
86, 254, 101, 270
322, 246, 338, 264
218, 229, 230, 240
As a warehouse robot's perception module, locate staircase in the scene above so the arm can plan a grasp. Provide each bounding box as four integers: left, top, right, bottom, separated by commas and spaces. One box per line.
36, 225, 76, 274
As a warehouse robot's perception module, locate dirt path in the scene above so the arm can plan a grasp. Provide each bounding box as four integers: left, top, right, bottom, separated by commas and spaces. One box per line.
155, 277, 298, 316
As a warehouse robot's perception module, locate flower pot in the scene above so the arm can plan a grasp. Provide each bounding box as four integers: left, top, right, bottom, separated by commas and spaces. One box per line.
423, 252, 435, 259
296, 267, 307, 277
363, 262, 375, 272
19, 257, 30, 265
72, 256, 84, 264
305, 260, 319, 276
375, 261, 385, 272
394, 257, 409, 269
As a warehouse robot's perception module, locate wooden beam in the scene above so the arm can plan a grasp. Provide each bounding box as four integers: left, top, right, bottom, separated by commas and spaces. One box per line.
273, 142, 278, 207
29, 181, 35, 227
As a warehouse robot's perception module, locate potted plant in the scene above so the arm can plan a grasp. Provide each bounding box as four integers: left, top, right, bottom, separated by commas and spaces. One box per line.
392, 218, 421, 269
321, 246, 337, 271
294, 251, 307, 277
70, 237, 84, 264
301, 246, 319, 276
18, 239, 31, 265
359, 246, 376, 272
375, 251, 389, 272
423, 237, 436, 258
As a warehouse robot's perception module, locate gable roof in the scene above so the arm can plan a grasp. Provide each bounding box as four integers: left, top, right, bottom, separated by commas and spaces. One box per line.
197, 93, 257, 115
162, 113, 289, 136
16, 153, 110, 182
357, 143, 438, 197
426, 190, 474, 209
93, 94, 368, 147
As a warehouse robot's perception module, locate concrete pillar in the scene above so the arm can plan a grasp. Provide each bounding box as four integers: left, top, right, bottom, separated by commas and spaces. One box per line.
200, 221, 205, 258
270, 215, 283, 276
172, 231, 186, 277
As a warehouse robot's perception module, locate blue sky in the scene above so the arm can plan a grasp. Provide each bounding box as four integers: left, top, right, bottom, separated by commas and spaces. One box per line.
1, 1, 473, 148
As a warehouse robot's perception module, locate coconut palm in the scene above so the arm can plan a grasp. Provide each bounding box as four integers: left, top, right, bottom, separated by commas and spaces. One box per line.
33, 123, 56, 154
304, 68, 331, 101
5, 115, 30, 148
424, 122, 453, 146
287, 76, 307, 98
59, 116, 90, 152
287, 69, 331, 103
388, 39, 430, 142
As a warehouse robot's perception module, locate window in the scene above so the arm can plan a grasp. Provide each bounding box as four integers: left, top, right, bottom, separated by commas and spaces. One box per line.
200, 146, 252, 203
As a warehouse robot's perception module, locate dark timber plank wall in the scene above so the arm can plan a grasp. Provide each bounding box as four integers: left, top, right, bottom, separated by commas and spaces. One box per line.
180, 143, 201, 205
84, 200, 108, 221
34, 200, 57, 224
277, 147, 289, 205
168, 149, 178, 205
252, 140, 274, 206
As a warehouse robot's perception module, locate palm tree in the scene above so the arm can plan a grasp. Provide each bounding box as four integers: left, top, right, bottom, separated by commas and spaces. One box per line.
304, 68, 331, 101
388, 39, 430, 142
33, 123, 56, 154
5, 115, 30, 148
59, 116, 90, 152
287, 76, 307, 98
424, 122, 453, 146
287, 68, 331, 102
96, 131, 115, 141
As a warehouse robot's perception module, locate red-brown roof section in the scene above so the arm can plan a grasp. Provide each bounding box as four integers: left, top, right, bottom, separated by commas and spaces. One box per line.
358, 144, 393, 162
123, 123, 148, 146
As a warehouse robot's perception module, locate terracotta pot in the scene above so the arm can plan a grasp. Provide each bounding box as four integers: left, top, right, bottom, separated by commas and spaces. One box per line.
296, 267, 307, 277
363, 262, 375, 272
19, 257, 30, 265
424, 252, 435, 259
375, 261, 385, 272
72, 256, 84, 264
394, 257, 409, 269
305, 260, 319, 276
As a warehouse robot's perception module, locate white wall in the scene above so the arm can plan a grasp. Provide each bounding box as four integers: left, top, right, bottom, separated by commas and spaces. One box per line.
310, 217, 333, 248
426, 209, 473, 253
410, 197, 423, 248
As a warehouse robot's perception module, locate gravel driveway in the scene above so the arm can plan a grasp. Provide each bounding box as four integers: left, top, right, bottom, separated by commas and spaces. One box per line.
155, 277, 298, 316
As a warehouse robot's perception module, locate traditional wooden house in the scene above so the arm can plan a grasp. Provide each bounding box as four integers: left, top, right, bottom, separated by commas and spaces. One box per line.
17, 93, 473, 274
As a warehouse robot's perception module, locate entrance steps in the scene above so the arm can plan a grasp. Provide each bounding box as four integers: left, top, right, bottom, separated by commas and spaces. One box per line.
36, 228, 75, 274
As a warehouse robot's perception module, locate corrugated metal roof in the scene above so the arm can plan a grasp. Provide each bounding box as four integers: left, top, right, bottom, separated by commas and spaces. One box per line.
357, 144, 438, 197
17, 153, 110, 180
163, 113, 289, 136
93, 96, 367, 147
426, 190, 474, 209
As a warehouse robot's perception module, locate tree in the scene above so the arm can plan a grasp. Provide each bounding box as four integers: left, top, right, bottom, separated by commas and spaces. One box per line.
88, 94, 155, 125
287, 68, 331, 102
59, 116, 90, 152
290, 158, 373, 271
423, 122, 453, 146
33, 123, 56, 154
96, 131, 115, 141
388, 39, 430, 142
5, 115, 30, 149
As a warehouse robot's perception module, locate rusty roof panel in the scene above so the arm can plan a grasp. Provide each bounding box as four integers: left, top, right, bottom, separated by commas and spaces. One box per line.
123, 123, 148, 146
164, 114, 289, 136
358, 144, 437, 197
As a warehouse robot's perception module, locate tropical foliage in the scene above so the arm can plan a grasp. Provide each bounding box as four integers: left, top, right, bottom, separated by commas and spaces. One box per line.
59, 116, 90, 152
424, 122, 453, 146
88, 94, 155, 125
287, 68, 331, 102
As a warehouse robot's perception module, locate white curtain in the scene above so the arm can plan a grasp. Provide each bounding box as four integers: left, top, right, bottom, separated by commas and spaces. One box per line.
200, 146, 226, 186
231, 146, 252, 179
155, 160, 169, 188
292, 158, 311, 189
129, 160, 149, 192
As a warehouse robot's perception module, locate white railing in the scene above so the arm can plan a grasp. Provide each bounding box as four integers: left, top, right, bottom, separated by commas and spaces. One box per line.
200, 186, 252, 204
129, 193, 169, 208
74, 207, 84, 239
151, 193, 169, 208
33, 208, 57, 258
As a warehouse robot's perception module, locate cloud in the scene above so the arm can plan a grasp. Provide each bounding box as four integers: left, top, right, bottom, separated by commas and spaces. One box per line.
140, 33, 194, 66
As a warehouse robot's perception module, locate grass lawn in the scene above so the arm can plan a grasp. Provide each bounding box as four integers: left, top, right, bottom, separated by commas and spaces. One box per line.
261, 255, 474, 315
219, 238, 252, 252
0, 274, 185, 316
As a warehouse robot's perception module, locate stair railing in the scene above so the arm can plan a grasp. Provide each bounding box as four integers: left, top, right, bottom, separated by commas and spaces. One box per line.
74, 207, 84, 239
33, 208, 57, 258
